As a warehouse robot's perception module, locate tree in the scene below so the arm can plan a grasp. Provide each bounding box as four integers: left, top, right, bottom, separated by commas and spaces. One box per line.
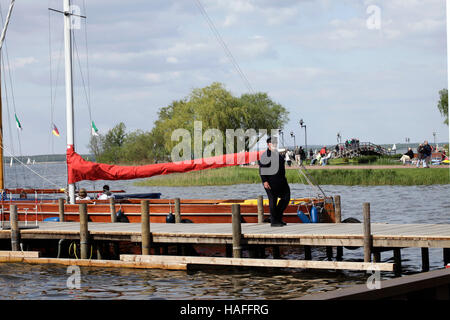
153, 82, 289, 157
88, 83, 289, 164
437, 88, 448, 125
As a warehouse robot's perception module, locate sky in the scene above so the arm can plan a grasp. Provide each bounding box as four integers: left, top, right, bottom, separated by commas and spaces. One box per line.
1, 0, 448, 155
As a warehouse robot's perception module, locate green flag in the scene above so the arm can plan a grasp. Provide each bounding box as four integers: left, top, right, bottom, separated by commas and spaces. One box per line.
91, 121, 99, 136
15, 113, 22, 131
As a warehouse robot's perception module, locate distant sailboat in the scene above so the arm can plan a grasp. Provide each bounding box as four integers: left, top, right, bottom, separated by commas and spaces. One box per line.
27, 158, 31, 165
9, 158, 12, 167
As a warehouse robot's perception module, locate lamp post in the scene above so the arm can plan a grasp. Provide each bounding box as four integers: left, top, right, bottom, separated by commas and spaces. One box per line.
405, 137, 410, 149
299, 119, 307, 156
433, 132, 436, 148
337, 132, 342, 144
290, 131, 296, 149
278, 129, 284, 148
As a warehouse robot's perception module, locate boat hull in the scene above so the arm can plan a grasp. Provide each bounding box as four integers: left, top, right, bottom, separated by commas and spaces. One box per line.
0, 197, 336, 224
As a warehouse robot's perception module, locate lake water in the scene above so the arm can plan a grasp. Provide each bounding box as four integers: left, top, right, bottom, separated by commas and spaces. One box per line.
1, 162, 449, 299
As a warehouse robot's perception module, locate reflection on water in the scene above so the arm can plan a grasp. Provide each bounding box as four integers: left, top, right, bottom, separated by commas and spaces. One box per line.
0, 262, 375, 300
1, 163, 449, 299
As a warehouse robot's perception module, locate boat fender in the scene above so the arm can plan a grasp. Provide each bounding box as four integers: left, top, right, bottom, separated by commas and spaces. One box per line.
44, 217, 60, 222
297, 209, 311, 223
166, 212, 175, 223
342, 217, 361, 223
310, 206, 319, 223
116, 209, 129, 223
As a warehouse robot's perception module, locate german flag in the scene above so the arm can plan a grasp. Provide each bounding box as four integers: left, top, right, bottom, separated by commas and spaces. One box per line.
52, 123, 60, 137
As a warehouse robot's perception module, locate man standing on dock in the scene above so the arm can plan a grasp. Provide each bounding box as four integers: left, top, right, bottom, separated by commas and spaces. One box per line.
258, 136, 290, 227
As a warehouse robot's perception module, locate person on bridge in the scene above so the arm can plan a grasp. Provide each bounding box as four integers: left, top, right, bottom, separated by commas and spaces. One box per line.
258, 136, 290, 227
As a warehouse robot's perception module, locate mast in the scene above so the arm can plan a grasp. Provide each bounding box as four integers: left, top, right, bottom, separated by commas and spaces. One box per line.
63, 0, 76, 203
0, 0, 16, 191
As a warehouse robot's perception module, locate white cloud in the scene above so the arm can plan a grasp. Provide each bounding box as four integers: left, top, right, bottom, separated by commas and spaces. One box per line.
166, 56, 178, 64
11, 57, 37, 69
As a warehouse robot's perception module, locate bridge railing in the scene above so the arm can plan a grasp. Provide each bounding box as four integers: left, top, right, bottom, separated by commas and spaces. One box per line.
333, 142, 394, 158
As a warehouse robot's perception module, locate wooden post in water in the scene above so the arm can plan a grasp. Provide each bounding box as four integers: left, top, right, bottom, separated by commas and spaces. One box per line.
363, 202, 372, 263
231, 204, 242, 258
257, 195, 264, 224
10, 205, 20, 251
109, 198, 117, 223
174, 198, 181, 223
334, 195, 343, 261
421, 247, 430, 272
141, 200, 151, 255
444, 248, 450, 266
79, 203, 89, 259
304, 246, 312, 260
394, 248, 402, 276
334, 195, 342, 223
58, 198, 65, 222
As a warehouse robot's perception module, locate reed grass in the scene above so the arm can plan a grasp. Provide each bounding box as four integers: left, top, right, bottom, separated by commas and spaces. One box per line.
135, 166, 450, 187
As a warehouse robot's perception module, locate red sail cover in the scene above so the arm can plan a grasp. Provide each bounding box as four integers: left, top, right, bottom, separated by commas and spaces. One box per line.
67, 145, 263, 184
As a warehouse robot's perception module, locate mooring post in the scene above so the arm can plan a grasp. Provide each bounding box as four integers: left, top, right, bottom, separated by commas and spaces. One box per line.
257, 195, 264, 224
304, 245, 312, 260
444, 248, 450, 266
363, 202, 372, 263
141, 200, 151, 255
334, 195, 342, 223
232, 204, 242, 258
109, 197, 117, 223
10, 205, 20, 251
394, 248, 402, 276
79, 203, 89, 259
334, 195, 343, 261
58, 198, 65, 222
421, 247, 430, 272
174, 198, 181, 223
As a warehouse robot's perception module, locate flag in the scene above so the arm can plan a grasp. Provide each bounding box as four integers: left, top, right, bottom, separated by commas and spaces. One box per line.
91, 121, 99, 136
52, 123, 60, 137
15, 113, 22, 131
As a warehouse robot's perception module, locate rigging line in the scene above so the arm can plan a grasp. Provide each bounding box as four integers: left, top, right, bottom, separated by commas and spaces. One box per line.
0, 56, 20, 187
82, 0, 93, 125
0, 0, 15, 51
298, 164, 327, 198
0, 3, 22, 160
0, 144, 62, 188
72, 32, 92, 126
193, 0, 255, 94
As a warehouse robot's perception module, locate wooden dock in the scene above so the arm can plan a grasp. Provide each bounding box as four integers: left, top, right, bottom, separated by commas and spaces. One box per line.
1, 201, 449, 275
1, 220, 449, 273
0, 222, 450, 248
1, 221, 449, 249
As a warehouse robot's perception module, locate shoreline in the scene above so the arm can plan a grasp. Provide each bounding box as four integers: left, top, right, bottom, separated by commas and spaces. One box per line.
136, 166, 450, 187
245, 164, 450, 170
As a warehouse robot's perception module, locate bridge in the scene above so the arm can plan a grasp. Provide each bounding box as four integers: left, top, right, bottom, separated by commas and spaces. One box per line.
334, 142, 394, 158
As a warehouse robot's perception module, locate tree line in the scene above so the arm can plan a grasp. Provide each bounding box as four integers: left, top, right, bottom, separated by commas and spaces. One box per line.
89, 82, 289, 164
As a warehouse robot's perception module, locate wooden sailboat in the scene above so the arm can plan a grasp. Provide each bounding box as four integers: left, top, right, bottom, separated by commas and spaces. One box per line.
0, 0, 337, 225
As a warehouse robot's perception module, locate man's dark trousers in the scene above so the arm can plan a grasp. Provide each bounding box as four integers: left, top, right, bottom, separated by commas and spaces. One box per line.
264, 183, 290, 224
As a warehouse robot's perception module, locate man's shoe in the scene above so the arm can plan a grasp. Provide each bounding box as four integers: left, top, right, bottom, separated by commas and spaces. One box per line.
271, 223, 284, 227
279, 221, 287, 226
